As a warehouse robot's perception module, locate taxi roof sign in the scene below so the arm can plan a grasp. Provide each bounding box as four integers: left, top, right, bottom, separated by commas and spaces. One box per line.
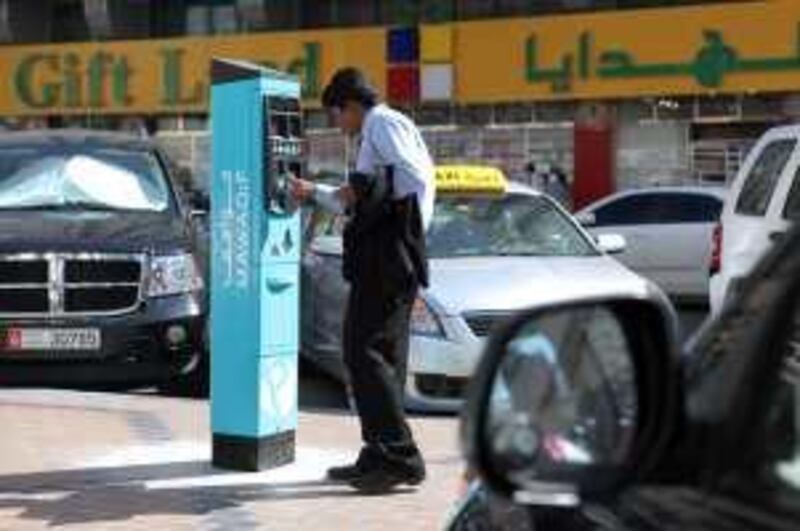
434, 165, 508, 195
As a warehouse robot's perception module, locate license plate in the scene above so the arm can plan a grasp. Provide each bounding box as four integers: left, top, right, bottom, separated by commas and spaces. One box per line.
3, 328, 102, 351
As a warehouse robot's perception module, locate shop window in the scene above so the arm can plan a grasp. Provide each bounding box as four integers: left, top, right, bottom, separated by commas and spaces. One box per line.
261, 0, 298, 30
494, 103, 533, 124
698, 95, 740, 120
50, 0, 90, 42
620, 100, 655, 122
535, 102, 575, 123
212, 5, 239, 34
183, 115, 209, 131
417, 104, 454, 126
455, 105, 492, 126
304, 109, 332, 130
495, 0, 534, 16
421, 0, 455, 22
186, 5, 209, 35
655, 97, 694, 121
336, 0, 378, 26
380, 0, 420, 25
150, 2, 186, 37
742, 96, 784, 121
300, 0, 335, 28
457, 0, 497, 19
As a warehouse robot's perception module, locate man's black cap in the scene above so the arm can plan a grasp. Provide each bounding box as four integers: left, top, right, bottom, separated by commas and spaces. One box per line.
321, 67, 379, 109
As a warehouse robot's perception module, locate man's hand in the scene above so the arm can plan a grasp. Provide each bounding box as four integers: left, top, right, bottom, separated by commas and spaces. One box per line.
288, 176, 315, 204
336, 184, 356, 208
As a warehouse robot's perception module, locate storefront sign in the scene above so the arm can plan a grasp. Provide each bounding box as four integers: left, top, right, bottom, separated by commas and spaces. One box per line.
4, 0, 800, 115
525, 26, 800, 94
455, 0, 800, 103
0, 29, 385, 116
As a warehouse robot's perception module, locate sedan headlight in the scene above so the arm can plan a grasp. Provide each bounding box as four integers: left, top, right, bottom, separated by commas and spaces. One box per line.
148, 253, 203, 297
411, 296, 445, 338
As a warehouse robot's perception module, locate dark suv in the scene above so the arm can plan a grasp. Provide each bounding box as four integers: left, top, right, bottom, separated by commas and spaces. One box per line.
0, 130, 208, 394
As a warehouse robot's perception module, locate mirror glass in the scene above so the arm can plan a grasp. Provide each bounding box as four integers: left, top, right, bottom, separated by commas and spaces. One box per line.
485, 304, 637, 484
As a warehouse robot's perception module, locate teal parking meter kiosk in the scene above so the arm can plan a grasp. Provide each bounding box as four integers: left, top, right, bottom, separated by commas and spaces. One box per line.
210, 59, 303, 471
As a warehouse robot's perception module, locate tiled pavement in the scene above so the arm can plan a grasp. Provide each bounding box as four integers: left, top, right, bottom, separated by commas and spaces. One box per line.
0, 388, 462, 531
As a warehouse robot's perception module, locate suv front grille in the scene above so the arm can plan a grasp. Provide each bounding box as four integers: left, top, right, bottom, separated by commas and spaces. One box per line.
0, 260, 48, 284
463, 312, 511, 337
0, 254, 144, 317
65, 260, 141, 284
0, 289, 49, 314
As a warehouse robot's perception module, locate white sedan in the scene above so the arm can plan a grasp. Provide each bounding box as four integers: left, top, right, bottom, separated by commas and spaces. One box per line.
576, 187, 726, 306
301, 179, 660, 412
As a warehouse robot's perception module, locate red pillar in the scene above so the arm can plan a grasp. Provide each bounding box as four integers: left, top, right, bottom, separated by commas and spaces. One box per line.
572, 103, 615, 211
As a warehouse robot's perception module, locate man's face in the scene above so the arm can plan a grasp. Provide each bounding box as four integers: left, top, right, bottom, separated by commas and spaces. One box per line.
331, 101, 364, 135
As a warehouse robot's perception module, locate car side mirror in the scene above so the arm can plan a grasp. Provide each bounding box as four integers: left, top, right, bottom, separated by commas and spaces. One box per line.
575, 211, 596, 227
189, 190, 210, 216
596, 234, 626, 255
461, 298, 679, 506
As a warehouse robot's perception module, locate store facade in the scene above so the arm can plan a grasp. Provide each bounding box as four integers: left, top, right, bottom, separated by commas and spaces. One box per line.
1, 0, 800, 206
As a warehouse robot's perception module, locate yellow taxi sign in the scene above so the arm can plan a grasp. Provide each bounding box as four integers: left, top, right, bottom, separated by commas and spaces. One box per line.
434, 165, 508, 195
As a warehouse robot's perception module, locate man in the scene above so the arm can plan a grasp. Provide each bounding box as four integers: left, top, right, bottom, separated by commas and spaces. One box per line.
289, 67, 435, 493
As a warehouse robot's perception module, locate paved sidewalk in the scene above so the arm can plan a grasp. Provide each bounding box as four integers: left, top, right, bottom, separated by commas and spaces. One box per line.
0, 389, 462, 531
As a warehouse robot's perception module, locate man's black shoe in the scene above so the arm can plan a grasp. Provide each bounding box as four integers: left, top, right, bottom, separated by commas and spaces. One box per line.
327, 463, 363, 482
347, 466, 425, 494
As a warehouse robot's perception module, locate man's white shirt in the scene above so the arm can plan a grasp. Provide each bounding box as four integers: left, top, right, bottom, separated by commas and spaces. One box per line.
313, 104, 435, 230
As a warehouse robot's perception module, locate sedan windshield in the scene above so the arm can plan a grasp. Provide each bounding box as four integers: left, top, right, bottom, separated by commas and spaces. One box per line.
428, 194, 597, 258
0, 146, 171, 212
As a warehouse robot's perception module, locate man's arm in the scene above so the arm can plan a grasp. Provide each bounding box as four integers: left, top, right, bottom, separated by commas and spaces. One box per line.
289, 176, 355, 214
313, 183, 345, 214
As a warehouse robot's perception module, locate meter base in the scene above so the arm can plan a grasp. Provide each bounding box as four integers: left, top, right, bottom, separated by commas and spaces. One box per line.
212, 431, 295, 471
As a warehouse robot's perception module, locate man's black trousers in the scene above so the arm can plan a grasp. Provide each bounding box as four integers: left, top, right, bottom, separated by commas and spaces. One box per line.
342, 280, 425, 474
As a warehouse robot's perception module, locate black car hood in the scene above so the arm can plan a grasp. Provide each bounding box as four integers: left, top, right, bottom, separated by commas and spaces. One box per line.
0, 210, 191, 254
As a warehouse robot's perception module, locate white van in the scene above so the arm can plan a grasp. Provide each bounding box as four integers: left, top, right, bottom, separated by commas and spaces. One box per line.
710, 125, 800, 314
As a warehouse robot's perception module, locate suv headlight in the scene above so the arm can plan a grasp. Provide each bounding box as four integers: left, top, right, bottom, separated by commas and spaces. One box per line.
411, 296, 445, 338
148, 253, 204, 297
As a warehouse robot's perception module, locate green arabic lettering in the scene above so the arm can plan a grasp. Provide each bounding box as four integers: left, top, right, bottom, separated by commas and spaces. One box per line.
578, 32, 591, 80
596, 47, 694, 79
524, 35, 573, 93
691, 30, 738, 88
596, 49, 635, 77
525, 23, 800, 93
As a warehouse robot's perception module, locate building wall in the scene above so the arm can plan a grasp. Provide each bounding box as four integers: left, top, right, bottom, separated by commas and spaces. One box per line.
2, 0, 799, 200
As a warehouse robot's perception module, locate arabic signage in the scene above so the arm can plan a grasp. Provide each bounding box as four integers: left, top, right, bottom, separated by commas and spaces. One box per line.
456, 1, 800, 103
3, 1, 800, 116
0, 28, 385, 116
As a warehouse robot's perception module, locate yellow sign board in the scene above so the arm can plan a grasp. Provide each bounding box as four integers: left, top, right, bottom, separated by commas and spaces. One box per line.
455, 0, 800, 102
3, 0, 800, 116
435, 165, 508, 195
0, 28, 386, 117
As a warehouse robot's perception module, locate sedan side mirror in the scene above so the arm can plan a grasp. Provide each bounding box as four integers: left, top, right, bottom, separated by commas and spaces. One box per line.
596, 234, 627, 255
574, 211, 596, 227
189, 190, 210, 217
461, 297, 679, 505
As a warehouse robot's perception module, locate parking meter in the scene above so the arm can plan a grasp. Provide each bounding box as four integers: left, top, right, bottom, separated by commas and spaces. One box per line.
210, 59, 303, 471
